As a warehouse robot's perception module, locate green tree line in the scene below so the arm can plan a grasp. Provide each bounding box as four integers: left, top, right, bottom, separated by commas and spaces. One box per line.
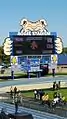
0, 46, 10, 65
62, 47, 67, 54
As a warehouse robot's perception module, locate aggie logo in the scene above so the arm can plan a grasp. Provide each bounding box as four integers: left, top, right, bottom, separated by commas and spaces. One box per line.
11, 56, 18, 65
51, 55, 58, 64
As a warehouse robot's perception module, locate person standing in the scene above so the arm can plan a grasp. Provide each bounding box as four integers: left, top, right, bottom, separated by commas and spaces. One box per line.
52, 68, 55, 77
14, 86, 17, 96
10, 86, 13, 98
14, 94, 18, 114
34, 89, 38, 99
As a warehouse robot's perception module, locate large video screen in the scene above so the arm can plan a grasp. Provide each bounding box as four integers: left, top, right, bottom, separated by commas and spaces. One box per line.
12, 35, 55, 55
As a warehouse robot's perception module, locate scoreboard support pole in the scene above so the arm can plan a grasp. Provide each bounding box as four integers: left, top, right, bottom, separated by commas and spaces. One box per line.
52, 68, 55, 77
39, 71, 41, 77
11, 70, 14, 80
37, 71, 41, 78
27, 72, 30, 79
11, 65, 14, 80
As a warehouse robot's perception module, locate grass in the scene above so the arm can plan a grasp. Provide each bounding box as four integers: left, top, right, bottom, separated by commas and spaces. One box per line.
15, 72, 67, 76
15, 72, 36, 76
21, 88, 67, 101
48, 73, 67, 75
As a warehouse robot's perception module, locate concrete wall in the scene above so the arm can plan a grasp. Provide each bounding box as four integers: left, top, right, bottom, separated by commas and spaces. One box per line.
49, 65, 67, 73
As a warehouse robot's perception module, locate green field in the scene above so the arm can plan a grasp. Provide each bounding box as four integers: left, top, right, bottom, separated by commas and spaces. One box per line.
21, 88, 67, 101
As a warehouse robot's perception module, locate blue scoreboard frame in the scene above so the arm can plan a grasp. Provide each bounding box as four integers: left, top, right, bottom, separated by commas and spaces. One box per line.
10, 35, 56, 56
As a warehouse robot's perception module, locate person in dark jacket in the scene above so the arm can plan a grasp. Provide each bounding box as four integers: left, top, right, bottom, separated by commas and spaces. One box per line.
1, 108, 8, 119
14, 86, 17, 96
14, 95, 18, 114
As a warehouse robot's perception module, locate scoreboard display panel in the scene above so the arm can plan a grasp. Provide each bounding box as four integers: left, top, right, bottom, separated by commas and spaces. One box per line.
12, 35, 55, 55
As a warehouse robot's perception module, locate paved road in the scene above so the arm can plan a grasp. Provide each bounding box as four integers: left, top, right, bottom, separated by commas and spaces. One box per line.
0, 75, 67, 88
0, 102, 66, 119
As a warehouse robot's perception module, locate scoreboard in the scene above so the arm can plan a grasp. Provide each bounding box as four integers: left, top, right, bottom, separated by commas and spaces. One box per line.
12, 35, 55, 55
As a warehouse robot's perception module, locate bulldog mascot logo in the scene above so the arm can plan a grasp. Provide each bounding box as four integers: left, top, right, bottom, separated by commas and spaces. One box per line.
20, 18, 49, 35
3, 18, 63, 55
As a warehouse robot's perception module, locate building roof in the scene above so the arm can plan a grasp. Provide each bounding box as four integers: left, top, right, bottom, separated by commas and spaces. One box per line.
58, 54, 67, 65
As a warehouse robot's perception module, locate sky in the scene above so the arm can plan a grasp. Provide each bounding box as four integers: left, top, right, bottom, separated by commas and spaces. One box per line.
0, 0, 67, 47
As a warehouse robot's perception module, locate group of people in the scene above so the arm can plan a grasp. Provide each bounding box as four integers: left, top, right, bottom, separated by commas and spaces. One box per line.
52, 91, 66, 107
34, 89, 44, 100
10, 86, 17, 98
10, 86, 22, 114
34, 89, 50, 107
34, 88, 66, 108
53, 81, 60, 90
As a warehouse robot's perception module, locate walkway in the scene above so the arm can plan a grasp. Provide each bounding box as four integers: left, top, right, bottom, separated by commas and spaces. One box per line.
0, 102, 66, 119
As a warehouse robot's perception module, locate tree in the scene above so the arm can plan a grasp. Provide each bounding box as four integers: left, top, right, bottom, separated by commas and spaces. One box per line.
63, 47, 67, 54
0, 46, 3, 64
0, 46, 10, 65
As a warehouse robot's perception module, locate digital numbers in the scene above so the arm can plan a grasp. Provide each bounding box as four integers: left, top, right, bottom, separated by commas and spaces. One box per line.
47, 38, 52, 43
46, 44, 53, 49
12, 35, 55, 55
